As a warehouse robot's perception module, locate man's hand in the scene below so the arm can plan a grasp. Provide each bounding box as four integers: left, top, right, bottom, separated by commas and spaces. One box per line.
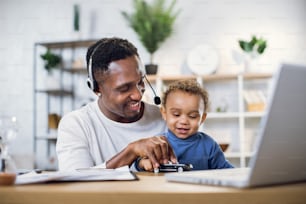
138, 157, 153, 171
130, 135, 177, 169
105, 135, 177, 169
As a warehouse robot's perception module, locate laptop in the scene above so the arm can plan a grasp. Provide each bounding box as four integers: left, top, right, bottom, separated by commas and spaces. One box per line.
165, 63, 306, 188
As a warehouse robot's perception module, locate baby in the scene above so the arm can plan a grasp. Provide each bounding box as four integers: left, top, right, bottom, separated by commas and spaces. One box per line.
136, 79, 233, 171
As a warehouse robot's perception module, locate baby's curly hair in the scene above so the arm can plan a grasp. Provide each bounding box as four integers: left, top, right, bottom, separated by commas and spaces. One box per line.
162, 79, 210, 112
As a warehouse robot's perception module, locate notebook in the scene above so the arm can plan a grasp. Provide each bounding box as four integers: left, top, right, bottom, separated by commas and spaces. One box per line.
165, 63, 306, 188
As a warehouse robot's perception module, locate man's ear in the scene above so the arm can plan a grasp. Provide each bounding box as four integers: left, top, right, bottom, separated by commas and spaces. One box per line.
200, 113, 207, 124
160, 106, 167, 121
95, 85, 103, 96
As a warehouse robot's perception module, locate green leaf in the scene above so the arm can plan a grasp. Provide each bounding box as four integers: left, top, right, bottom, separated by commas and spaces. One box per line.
239, 40, 253, 52
257, 40, 267, 54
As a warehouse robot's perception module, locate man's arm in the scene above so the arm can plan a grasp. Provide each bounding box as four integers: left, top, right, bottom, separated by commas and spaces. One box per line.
106, 136, 177, 169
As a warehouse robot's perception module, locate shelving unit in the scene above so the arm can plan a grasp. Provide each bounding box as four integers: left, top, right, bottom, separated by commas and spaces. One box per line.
33, 39, 97, 169
145, 73, 273, 167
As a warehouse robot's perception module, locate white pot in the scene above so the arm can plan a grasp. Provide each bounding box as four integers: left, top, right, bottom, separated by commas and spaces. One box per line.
45, 73, 61, 90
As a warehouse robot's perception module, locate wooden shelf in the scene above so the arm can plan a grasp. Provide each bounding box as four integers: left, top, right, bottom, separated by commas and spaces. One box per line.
36, 135, 57, 140
35, 89, 73, 96
146, 73, 273, 83
62, 68, 87, 74
243, 112, 266, 118
35, 39, 98, 49
224, 151, 254, 158
207, 112, 240, 119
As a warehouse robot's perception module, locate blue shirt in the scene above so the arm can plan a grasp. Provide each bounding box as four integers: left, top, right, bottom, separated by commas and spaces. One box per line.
166, 130, 234, 170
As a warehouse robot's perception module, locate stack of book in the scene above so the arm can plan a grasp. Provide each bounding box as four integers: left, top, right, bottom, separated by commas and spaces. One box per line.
243, 90, 266, 112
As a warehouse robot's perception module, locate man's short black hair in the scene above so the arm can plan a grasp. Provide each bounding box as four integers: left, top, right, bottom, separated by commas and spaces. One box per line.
86, 37, 139, 75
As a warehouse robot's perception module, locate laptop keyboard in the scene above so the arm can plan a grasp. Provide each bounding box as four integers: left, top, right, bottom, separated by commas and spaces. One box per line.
201, 168, 250, 179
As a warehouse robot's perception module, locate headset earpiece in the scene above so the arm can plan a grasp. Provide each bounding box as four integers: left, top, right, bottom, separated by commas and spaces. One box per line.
87, 41, 106, 92
86, 77, 94, 90
87, 53, 98, 91
87, 77, 99, 92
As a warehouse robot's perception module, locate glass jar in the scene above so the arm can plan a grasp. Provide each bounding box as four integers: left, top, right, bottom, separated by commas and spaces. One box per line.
0, 115, 18, 185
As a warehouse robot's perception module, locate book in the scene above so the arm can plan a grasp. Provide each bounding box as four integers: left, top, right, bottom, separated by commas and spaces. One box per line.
243, 90, 266, 112
15, 166, 137, 185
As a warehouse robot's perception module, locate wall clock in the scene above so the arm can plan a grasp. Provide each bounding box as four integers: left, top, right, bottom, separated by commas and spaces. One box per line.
187, 44, 219, 75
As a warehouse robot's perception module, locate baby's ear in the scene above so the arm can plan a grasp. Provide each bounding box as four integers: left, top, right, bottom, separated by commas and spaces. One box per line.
200, 113, 207, 124
160, 106, 167, 120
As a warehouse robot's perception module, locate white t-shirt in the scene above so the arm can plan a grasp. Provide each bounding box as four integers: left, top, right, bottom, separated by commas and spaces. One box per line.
56, 100, 166, 171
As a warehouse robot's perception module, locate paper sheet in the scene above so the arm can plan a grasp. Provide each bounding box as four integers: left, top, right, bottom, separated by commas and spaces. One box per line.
15, 166, 137, 185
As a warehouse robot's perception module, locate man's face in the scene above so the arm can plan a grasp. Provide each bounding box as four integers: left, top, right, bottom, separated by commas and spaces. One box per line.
161, 90, 206, 139
96, 55, 145, 123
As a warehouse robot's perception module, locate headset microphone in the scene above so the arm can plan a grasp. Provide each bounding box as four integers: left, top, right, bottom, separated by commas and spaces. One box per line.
144, 75, 161, 105
154, 95, 161, 105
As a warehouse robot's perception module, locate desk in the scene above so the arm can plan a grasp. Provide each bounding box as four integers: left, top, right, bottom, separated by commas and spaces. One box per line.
1, 173, 305, 204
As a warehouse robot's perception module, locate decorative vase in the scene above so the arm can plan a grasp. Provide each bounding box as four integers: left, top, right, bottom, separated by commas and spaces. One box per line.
145, 64, 158, 75
243, 55, 258, 73
45, 72, 61, 90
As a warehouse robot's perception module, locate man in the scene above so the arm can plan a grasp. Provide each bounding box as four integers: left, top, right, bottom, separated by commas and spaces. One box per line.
56, 37, 177, 171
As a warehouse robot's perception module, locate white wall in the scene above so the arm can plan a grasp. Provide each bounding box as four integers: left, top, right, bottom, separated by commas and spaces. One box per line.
0, 0, 305, 169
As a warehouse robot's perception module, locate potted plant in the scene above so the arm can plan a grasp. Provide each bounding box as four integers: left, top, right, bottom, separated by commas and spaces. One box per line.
239, 35, 267, 57
238, 35, 267, 72
40, 49, 62, 74
122, 0, 180, 75
40, 49, 62, 89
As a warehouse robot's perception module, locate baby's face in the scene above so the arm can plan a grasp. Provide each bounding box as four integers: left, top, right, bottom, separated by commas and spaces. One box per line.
161, 90, 206, 139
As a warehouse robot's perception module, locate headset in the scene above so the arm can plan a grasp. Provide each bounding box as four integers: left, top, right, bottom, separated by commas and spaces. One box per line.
86, 44, 161, 105
86, 43, 101, 92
